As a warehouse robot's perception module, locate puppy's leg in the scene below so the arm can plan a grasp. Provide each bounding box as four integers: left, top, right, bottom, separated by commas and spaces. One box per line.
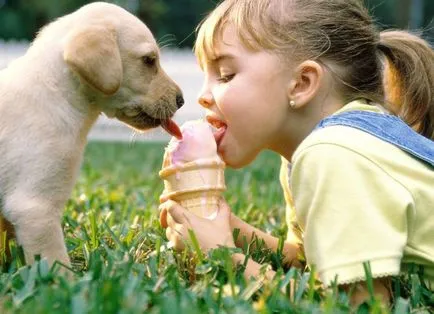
3, 193, 70, 267
15, 220, 70, 267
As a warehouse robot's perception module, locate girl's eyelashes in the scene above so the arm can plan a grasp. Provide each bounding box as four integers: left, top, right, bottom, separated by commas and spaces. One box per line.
217, 73, 235, 83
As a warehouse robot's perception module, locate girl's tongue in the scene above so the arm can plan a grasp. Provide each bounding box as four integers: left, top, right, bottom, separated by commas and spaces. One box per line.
213, 125, 227, 147
161, 119, 183, 140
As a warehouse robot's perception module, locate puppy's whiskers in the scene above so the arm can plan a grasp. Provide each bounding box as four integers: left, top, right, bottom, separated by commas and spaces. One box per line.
158, 34, 176, 50
160, 43, 174, 51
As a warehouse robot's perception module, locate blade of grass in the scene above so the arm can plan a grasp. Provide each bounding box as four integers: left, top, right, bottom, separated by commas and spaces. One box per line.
363, 261, 376, 305
188, 229, 204, 264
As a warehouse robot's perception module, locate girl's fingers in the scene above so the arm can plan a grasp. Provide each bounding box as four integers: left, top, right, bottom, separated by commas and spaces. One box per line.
159, 200, 179, 226
159, 193, 169, 204
167, 202, 191, 224
166, 212, 176, 228
159, 207, 168, 228
160, 200, 193, 230
165, 227, 172, 241
218, 198, 231, 216
166, 227, 185, 251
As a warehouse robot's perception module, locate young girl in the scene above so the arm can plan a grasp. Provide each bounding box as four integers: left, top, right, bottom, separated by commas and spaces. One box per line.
159, 0, 434, 306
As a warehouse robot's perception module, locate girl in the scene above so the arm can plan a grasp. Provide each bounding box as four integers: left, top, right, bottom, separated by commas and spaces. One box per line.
160, 0, 434, 306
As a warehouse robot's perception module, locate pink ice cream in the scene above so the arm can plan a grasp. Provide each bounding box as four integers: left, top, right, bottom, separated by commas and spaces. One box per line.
163, 120, 222, 167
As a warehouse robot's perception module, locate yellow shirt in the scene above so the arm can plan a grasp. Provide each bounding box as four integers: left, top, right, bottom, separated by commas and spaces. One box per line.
281, 100, 434, 287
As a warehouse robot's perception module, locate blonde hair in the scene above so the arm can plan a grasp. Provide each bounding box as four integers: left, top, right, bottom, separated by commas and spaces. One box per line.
194, 0, 434, 139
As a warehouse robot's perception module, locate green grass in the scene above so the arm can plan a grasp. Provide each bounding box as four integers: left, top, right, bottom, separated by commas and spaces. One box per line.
0, 141, 432, 313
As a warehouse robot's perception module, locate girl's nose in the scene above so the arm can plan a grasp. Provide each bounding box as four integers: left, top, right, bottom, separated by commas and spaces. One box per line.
198, 90, 214, 109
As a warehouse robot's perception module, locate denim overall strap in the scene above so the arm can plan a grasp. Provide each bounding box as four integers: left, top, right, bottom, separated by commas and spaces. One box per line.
315, 110, 434, 167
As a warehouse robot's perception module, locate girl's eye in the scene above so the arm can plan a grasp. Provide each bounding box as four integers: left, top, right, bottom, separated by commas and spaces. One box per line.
217, 74, 235, 83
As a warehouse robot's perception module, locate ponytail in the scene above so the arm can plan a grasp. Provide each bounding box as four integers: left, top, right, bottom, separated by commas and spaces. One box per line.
378, 30, 434, 140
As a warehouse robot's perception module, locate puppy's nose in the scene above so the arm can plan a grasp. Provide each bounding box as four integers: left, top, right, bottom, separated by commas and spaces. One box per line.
176, 93, 184, 109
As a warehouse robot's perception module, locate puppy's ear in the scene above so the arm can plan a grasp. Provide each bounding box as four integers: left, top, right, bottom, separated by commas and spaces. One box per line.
64, 24, 122, 95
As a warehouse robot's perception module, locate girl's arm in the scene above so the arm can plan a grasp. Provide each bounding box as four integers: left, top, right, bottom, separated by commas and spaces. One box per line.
230, 214, 302, 267
160, 199, 301, 269
160, 199, 390, 307
232, 252, 276, 281
342, 279, 391, 307
232, 250, 391, 308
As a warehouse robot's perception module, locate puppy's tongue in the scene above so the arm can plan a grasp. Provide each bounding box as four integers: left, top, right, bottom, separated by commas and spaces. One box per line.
161, 119, 183, 140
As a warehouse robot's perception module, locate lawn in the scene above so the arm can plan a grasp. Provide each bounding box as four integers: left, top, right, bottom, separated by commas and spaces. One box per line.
0, 141, 432, 313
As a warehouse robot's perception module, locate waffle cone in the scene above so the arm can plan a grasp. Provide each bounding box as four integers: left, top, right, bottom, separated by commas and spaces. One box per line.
176, 191, 221, 218
159, 158, 226, 219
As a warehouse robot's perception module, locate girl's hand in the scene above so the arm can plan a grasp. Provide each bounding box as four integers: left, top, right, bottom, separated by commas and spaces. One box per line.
159, 198, 235, 252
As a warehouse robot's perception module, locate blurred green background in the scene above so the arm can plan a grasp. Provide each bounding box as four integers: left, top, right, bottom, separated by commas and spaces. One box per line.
0, 0, 433, 47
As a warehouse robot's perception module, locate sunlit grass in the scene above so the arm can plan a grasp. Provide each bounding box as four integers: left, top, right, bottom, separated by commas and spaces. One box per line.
0, 141, 432, 313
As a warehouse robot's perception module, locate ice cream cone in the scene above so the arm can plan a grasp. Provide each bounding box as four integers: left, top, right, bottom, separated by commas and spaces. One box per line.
159, 158, 226, 219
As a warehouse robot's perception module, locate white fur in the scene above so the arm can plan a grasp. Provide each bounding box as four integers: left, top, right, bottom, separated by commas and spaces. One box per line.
0, 2, 182, 266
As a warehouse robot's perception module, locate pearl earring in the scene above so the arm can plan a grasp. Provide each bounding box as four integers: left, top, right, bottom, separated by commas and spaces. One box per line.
289, 100, 296, 108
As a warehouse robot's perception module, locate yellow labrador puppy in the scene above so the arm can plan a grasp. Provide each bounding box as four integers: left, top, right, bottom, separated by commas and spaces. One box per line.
0, 2, 184, 267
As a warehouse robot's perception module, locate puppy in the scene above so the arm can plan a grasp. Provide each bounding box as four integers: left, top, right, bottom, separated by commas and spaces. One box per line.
0, 2, 184, 267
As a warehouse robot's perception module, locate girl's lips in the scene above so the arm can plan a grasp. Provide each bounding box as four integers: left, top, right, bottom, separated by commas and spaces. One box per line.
206, 115, 227, 148
213, 125, 227, 147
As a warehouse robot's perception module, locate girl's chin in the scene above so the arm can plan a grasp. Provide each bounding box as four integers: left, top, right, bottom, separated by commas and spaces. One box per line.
218, 136, 258, 168
220, 149, 255, 169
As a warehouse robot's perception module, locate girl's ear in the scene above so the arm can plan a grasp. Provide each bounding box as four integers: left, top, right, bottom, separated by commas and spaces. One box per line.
287, 60, 323, 109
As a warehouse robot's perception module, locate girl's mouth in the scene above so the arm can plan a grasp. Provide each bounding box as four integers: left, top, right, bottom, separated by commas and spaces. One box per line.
206, 115, 227, 148
213, 125, 227, 147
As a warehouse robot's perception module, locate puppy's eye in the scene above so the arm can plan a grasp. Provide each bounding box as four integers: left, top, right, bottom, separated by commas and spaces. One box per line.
143, 55, 157, 67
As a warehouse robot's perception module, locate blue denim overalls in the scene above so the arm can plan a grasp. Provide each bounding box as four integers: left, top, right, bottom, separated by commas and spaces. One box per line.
314, 110, 434, 167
